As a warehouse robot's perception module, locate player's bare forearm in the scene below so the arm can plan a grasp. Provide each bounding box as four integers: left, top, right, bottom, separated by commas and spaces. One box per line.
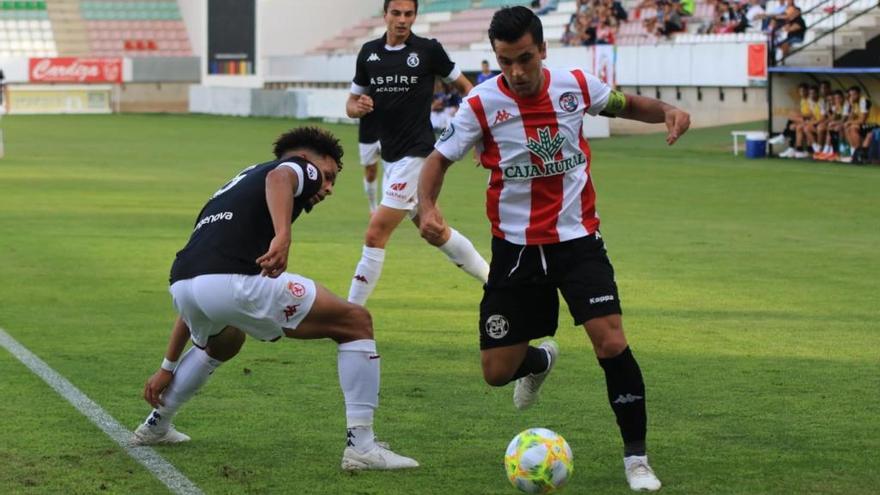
452, 74, 474, 96
257, 168, 296, 276
418, 150, 453, 210
619, 93, 691, 145
418, 151, 454, 244
346, 93, 373, 118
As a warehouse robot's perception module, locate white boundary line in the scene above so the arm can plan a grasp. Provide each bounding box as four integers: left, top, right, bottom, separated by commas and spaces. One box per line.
0, 327, 204, 495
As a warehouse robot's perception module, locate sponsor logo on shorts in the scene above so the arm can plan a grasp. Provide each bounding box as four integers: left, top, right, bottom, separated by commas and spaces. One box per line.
485, 314, 510, 339
283, 304, 300, 322
559, 92, 579, 113
589, 295, 615, 305
306, 164, 318, 181
194, 211, 233, 231
407, 52, 420, 68
354, 274, 369, 284
389, 182, 407, 191
288, 282, 306, 298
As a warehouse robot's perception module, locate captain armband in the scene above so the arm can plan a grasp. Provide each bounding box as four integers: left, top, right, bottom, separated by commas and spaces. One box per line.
599, 90, 627, 118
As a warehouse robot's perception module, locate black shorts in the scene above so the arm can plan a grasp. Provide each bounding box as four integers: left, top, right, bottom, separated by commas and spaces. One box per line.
478, 234, 622, 350
859, 124, 878, 138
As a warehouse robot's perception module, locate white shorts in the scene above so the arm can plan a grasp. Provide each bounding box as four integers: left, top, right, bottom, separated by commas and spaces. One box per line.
169, 273, 317, 348
381, 155, 424, 213
358, 141, 381, 166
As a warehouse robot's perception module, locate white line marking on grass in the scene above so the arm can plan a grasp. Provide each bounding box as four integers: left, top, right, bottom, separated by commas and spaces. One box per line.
0, 328, 203, 495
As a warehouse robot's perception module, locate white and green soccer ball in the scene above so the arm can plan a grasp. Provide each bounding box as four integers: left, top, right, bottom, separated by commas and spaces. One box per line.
504, 428, 574, 494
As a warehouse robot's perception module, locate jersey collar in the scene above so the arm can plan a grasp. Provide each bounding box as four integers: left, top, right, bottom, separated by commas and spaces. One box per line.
381, 32, 413, 51
497, 68, 551, 104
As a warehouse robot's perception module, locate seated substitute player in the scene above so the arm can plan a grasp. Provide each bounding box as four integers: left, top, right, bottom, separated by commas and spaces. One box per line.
418, 7, 691, 492
132, 126, 418, 471
844, 85, 877, 164
359, 112, 382, 214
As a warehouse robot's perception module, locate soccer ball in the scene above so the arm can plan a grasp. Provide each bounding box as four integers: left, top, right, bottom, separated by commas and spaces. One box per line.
504, 428, 574, 494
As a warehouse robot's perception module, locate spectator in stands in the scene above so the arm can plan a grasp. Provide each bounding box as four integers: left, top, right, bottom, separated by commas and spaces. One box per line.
743, 0, 766, 32
611, 0, 628, 22
633, 0, 657, 21
844, 86, 876, 164
706, 1, 738, 34
476, 60, 496, 85
772, 2, 806, 59
647, 0, 684, 38
814, 90, 848, 160
594, 8, 619, 44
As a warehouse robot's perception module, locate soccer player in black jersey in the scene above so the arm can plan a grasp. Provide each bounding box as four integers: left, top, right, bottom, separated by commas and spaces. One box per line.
133, 127, 418, 471
345, 0, 490, 307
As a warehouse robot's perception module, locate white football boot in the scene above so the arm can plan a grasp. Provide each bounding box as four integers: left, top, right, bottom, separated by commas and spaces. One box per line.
624, 455, 662, 492
794, 150, 811, 159
767, 134, 787, 145
341, 443, 419, 471
778, 147, 797, 158
132, 423, 191, 446
513, 339, 559, 410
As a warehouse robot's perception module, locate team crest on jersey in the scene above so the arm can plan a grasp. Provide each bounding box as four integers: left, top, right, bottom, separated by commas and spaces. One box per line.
559, 92, 579, 113
485, 315, 509, 339
439, 122, 455, 141
407, 52, 420, 68
306, 163, 318, 181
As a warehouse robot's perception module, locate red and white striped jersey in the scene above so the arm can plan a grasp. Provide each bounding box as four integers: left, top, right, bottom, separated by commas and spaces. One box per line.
435, 67, 611, 246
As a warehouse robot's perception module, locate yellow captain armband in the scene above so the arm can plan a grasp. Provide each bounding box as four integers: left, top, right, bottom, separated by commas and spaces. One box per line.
600, 90, 627, 118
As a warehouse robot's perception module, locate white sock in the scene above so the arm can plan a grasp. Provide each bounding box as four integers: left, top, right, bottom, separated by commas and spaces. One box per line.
338, 339, 379, 452
143, 347, 222, 431
437, 228, 490, 283
812, 143, 821, 153
348, 246, 385, 305
364, 178, 378, 213
824, 144, 833, 153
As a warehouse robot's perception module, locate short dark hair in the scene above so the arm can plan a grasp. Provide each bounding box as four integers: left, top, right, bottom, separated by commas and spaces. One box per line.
488, 6, 544, 49
832, 90, 844, 98
809, 85, 818, 92
797, 83, 809, 90
819, 80, 831, 87
482, 59, 489, 65
848, 85, 861, 93
384, 0, 417, 13
273, 126, 344, 169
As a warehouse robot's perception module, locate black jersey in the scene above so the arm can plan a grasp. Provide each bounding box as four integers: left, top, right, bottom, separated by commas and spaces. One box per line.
353, 33, 457, 162
358, 112, 379, 144
169, 157, 323, 284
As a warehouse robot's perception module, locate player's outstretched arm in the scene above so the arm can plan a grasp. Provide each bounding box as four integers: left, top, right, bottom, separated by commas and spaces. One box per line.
418, 150, 455, 245
143, 316, 190, 408
451, 74, 474, 96
256, 167, 297, 278
616, 93, 691, 145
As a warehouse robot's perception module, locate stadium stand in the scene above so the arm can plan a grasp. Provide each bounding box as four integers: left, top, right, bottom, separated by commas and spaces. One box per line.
0, 1, 57, 57
82, 0, 191, 57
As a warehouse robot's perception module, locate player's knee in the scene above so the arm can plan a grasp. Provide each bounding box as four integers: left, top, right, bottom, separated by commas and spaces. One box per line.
481, 361, 515, 387
206, 327, 246, 362
595, 336, 628, 359
341, 304, 374, 342
364, 224, 391, 248
364, 165, 378, 182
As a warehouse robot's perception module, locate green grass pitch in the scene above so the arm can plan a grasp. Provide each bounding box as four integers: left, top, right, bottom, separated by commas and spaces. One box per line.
0, 114, 877, 494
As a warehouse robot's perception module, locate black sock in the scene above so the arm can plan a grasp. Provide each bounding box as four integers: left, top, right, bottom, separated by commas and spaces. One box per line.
510, 346, 550, 382
598, 346, 647, 457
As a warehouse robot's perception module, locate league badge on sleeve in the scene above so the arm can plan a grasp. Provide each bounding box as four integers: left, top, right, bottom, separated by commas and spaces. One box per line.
306, 163, 319, 181
559, 92, 580, 113
439, 123, 455, 142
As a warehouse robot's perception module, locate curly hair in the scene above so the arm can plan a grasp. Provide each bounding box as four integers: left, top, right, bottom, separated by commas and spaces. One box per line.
273, 126, 344, 169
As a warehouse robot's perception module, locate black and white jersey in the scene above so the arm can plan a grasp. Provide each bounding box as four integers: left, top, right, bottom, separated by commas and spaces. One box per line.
169, 157, 323, 284
352, 33, 461, 162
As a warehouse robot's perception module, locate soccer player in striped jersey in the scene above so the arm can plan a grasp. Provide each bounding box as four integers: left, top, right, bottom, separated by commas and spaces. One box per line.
419, 7, 690, 492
